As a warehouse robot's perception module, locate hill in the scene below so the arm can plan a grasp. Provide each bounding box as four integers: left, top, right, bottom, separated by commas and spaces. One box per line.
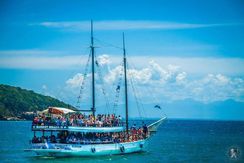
0, 84, 74, 120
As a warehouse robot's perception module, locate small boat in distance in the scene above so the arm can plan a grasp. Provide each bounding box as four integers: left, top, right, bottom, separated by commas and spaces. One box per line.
25, 20, 166, 157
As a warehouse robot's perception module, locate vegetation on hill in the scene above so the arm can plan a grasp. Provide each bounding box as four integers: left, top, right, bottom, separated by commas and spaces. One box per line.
0, 84, 74, 120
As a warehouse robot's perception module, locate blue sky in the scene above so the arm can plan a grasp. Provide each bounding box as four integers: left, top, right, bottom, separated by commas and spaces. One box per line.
0, 0, 244, 120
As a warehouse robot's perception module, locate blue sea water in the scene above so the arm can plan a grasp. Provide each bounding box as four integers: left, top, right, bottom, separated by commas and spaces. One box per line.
0, 120, 243, 163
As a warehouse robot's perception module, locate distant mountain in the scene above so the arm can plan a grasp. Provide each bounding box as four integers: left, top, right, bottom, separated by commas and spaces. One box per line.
94, 98, 244, 121
136, 99, 244, 121
0, 84, 74, 120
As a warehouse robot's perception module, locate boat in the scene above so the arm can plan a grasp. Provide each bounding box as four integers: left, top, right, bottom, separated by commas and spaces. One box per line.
25, 20, 167, 157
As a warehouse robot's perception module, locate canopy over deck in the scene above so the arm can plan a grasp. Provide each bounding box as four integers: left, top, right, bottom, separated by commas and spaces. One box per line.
39, 107, 76, 115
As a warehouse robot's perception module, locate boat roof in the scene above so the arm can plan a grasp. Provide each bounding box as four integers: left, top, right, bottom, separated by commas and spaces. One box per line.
39, 107, 76, 115
32, 126, 125, 133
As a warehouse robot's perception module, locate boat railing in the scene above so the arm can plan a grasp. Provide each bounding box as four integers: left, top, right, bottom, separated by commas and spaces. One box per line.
32, 124, 69, 130
32, 121, 125, 129
30, 140, 117, 148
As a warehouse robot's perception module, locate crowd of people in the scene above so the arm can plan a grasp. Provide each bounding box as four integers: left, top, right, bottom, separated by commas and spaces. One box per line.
32, 113, 123, 127
32, 124, 148, 144
31, 112, 150, 144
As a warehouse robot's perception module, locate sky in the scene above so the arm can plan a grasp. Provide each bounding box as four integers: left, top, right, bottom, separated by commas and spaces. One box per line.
0, 0, 244, 120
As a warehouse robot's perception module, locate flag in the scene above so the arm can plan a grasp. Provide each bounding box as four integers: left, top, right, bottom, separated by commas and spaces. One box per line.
116, 85, 120, 92
95, 61, 99, 66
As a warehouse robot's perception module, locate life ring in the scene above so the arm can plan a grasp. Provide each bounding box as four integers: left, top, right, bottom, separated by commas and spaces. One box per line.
140, 144, 143, 148
120, 145, 125, 153
91, 147, 96, 153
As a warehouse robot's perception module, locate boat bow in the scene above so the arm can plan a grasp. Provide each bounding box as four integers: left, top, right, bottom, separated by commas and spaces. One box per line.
148, 117, 167, 133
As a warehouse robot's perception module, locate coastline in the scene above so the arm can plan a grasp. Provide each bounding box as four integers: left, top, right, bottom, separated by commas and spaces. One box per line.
0, 116, 27, 121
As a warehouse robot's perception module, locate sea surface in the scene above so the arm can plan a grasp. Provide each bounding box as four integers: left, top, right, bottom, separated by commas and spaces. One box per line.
0, 119, 243, 163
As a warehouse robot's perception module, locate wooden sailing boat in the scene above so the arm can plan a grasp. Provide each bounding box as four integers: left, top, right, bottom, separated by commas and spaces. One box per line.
26, 20, 166, 157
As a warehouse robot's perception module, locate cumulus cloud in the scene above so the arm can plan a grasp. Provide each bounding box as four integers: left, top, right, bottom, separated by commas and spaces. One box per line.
104, 60, 185, 85
201, 74, 230, 85
104, 65, 123, 83
64, 55, 244, 103
186, 74, 244, 102
66, 73, 84, 88
97, 54, 111, 66
176, 72, 187, 84
128, 68, 152, 84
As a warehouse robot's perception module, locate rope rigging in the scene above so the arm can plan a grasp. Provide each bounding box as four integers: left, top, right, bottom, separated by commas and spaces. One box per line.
94, 54, 111, 114
127, 57, 165, 117
91, 38, 148, 120
92, 36, 150, 119
76, 52, 92, 109
74, 37, 125, 114
73, 36, 164, 119
93, 37, 123, 50
127, 62, 146, 120
112, 61, 124, 114
127, 56, 161, 105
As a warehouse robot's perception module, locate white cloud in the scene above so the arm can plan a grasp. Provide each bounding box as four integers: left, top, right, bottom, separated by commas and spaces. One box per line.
34, 20, 243, 31
1, 50, 244, 76
65, 56, 244, 103
128, 68, 152, 84
216, 74, 230, 85
104, 65, 123, 83
186, 74, 244, 102
1, 51, 244, 102
0, 55, 83, 69
128, 56, 244, 75
66, 73, 84, 88
97, 54, 111, 66
103, 60, 184, 85
176, 72, 187, 84
201, 74, 230, 85
0, 49, 60, 56
0, 49, 90, 69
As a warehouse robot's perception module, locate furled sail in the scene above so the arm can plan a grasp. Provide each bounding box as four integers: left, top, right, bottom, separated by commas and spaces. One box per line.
148, 117, 167, 133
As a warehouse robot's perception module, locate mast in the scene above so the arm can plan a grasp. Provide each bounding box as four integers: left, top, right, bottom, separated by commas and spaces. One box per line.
123, 33, 129, 134
91, 20, 96, 116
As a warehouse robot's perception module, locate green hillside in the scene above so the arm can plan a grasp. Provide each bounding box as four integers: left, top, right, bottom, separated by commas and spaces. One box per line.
0, 84, 74, 119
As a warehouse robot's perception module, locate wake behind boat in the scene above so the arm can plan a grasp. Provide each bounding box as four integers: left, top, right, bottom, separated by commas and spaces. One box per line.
25, 20, 166, 157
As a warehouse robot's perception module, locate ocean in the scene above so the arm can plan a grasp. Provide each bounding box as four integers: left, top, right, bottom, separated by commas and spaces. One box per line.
0, 120, 243, 162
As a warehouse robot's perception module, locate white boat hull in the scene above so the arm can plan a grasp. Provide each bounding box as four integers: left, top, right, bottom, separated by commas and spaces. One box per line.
28, 139, 147, 157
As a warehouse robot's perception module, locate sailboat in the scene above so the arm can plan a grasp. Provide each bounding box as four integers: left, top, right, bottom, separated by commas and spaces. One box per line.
25, 20, 166, 157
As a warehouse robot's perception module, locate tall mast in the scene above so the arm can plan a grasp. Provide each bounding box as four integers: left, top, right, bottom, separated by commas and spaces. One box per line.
123, 33, 129, 134
91, 20, 96, 116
